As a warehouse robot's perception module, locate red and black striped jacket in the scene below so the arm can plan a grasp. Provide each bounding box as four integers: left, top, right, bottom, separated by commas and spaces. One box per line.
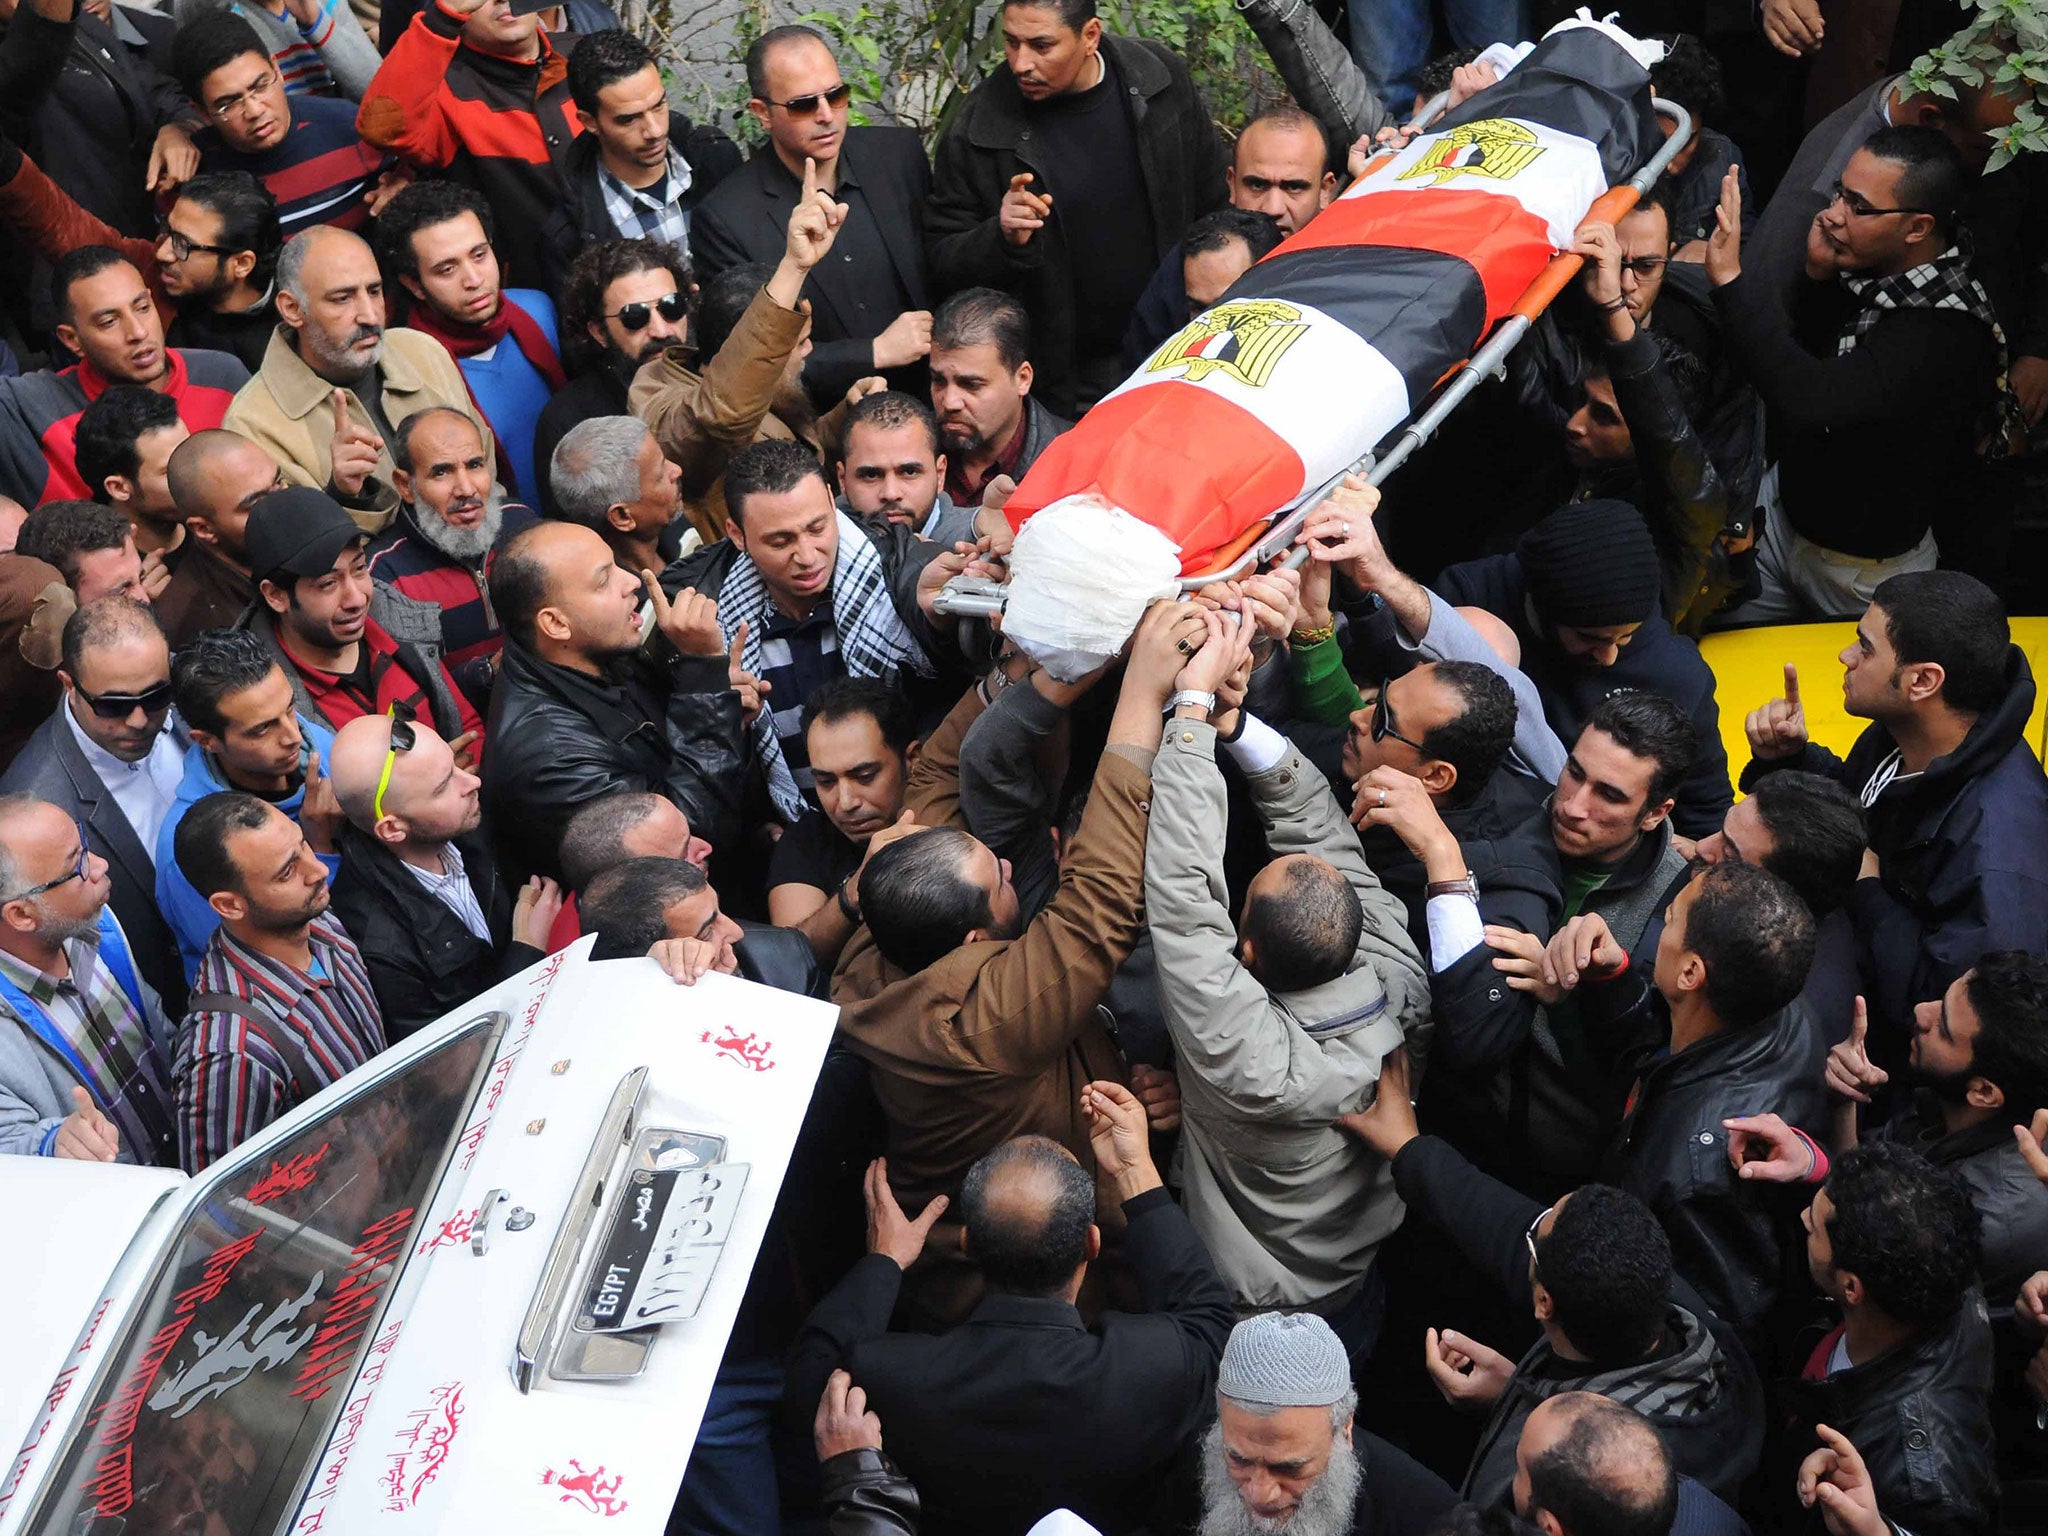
356, 1, 581, 291
364, 499, 536, 704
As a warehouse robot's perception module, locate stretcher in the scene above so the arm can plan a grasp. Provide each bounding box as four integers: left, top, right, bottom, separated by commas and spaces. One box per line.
936, 17, 1697, 631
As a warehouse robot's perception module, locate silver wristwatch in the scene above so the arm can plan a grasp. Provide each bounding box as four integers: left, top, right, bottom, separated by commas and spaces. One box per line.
1164, 690, 1218, 716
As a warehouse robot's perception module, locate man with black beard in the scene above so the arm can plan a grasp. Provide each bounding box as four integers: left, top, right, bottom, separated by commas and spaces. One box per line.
1197, 1312, 1455, 1536
533, 238, 691, 521
366, 407, 535, 708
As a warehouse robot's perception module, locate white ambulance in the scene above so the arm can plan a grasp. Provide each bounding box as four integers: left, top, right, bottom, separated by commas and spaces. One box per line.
0, 940, 835, 1534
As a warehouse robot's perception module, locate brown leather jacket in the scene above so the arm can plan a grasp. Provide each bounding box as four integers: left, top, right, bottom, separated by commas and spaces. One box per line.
629, 286, 851, 545
830, 685, 1152, 1323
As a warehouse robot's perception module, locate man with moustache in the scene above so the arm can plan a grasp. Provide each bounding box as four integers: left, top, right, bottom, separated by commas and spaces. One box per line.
834, 392, 1004, 547
534, 238, 689, 520
928, 288, 1068, 511
549, 416, 690, 580
225, 225, 486, 532
368, 406, 536, 705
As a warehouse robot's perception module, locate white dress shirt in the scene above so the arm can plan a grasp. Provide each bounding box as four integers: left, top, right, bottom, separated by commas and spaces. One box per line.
62, 699, 185, 857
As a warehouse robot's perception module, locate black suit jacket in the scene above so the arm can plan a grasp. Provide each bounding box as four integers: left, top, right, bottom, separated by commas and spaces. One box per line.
0, 706, 185, 1012
785, 1187, 1233, 1536
689, 127, 931, 400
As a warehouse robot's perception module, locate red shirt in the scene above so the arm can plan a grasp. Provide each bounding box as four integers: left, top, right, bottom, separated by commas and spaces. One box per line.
282, 617, 484, 745
944, 409, 1030, 508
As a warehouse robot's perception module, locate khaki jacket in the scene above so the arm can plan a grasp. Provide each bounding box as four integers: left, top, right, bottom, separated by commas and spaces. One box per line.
223, 325, 490, 534
831, 686, 1150, 1323
1146, 721, 1431, 1310
629, 286, 850, 545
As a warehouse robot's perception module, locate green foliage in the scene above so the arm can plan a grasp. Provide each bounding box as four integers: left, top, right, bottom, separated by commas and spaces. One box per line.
1906, 0, 2048, 173
656, 0, 1283, 152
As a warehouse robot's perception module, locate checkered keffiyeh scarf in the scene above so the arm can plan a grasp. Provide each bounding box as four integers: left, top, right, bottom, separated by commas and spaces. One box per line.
1839, 237, 2025, 459
717, 512, 933, 821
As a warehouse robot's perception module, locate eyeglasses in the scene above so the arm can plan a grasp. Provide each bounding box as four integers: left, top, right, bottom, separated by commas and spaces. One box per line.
371, 705, 418, 822
154, 214, 235, 263
3, 822, 91, 902
1524, 1204, 1553, 1282
605, 291, 687, 332
1370, 680, 1428, 753
1619, 255, 1668, 279
73, 678, 174, 720
1829, 180, 1927, 219
763, 82, 850, 116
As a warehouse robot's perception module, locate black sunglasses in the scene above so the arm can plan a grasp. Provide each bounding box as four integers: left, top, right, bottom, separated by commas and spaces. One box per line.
1371, 680, 1428, 753
765, 82, 850, 116
605, 291, 688, 332
74, 678, 174, 720
155, 214, 235, 263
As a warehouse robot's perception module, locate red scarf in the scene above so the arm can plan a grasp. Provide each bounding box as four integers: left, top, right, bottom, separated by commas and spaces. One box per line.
407, 293, 567, 390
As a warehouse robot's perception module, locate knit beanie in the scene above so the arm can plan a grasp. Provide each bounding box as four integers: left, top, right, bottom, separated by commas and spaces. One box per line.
1217, 1312, 1351, 1408
1515, 500, 1662, 629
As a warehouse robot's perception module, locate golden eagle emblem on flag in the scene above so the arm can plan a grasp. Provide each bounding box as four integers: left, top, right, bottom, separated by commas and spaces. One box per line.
1147, 299, 1310, 388
1398, 118, 1545, 188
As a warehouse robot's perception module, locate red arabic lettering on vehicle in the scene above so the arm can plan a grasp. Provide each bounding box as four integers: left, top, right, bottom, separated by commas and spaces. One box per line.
244, 1141, 333, 1206
381, 1381, 465, 1512
78, 1231, 261, 1517
541, 1458, 629, 1517
0, 1366, 77, 1514
290, 1208, 415, 1404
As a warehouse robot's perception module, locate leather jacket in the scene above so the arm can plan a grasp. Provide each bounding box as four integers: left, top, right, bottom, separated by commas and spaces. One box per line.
1775, 1293, 1997, 1536
820, 1448, 920, 1536
1584, 972, 1832, 1343
482, 639, 747, 882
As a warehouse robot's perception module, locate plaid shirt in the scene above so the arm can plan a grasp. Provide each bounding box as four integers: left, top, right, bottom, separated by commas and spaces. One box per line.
174, 911, 387, 1173
0, 917, 175, 1165
597, 145, 696, 252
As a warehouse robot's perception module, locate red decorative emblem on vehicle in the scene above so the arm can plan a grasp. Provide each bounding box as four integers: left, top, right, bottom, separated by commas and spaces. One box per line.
699, 1026, 774, 1072
541, 1459, 628, 1516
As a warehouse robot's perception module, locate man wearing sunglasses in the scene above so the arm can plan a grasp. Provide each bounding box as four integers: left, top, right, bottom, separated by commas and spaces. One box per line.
691, 25, 933, 403
535, 237, 690, 521
0, 599, 189, 1014
1710, 131, 2009, 622
327, 711, 559, 1038
0, 794, 179, 1167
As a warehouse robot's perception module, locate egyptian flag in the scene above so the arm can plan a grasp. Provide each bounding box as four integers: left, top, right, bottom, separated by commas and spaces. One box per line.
1004, 18, 1665, 575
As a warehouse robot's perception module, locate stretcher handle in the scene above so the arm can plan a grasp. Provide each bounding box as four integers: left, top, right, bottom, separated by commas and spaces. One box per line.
1509, 184, 1646, 322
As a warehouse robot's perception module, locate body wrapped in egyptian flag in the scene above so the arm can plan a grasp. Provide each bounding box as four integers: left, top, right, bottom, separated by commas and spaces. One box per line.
995, 17, 1668, 671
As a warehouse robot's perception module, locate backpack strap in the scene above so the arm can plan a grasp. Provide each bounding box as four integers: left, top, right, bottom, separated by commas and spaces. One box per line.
184, 991, 323, 1101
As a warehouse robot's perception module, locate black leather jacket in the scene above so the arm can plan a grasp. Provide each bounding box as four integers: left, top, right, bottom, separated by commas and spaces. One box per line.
1774, 1293, 1997, 1536
1583, 971, 1832, 1344
482, 641, 747, 882
820, 1447, 919, 1536
329, 821, 542, 1042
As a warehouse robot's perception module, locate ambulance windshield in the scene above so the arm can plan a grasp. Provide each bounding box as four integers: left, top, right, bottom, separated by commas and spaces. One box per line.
21, 1012, 504, 1536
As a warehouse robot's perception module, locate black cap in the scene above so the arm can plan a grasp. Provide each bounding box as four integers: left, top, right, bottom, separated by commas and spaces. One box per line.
246, 486, 366, 585
1516, 500, 1662, 630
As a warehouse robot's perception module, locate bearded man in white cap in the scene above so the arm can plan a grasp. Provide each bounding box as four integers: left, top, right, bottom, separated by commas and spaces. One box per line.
1200, 1312, 1456, 1536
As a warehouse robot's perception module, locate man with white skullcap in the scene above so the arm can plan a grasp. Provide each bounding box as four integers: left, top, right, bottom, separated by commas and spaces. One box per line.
1198, 1312, 1456, 1536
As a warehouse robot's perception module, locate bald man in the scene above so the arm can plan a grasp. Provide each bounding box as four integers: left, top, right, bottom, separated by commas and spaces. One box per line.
158, 429, 287, 649
482, 519, 749, 883
785, 1092, 1235, 1535
1511, 1393, 1743, 1536
327, 712, 559, 1039
224, 226, 489, 533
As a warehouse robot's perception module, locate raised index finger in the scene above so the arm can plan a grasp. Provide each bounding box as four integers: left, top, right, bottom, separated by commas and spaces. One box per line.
332, 389, 350, 435
640, 568, 670, 620
1007, 171, 1033, 192
1784, 662, 1801, 707
802, 155, 818, 202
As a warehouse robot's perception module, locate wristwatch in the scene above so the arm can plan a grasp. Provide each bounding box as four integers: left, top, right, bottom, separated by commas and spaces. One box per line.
1165, 689, 1217, 716
1426, 874, 1481, 901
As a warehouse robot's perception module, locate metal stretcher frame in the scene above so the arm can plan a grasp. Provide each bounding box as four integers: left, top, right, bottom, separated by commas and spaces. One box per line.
934, 96, 1697, 622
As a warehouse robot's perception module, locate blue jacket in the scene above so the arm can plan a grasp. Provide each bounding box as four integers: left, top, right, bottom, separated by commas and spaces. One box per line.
154, 717, 337, 981
458, 288, 558, 505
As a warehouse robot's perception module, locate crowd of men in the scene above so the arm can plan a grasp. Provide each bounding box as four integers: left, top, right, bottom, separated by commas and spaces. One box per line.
0, 0, 2044, 1529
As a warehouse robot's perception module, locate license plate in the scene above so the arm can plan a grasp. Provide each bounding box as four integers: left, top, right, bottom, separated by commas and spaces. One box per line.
575, 1163, 750, 1334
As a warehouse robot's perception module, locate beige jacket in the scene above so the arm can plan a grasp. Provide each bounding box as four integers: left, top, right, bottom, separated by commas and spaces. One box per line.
223, 325, 489, 534
629, 287, 850, 546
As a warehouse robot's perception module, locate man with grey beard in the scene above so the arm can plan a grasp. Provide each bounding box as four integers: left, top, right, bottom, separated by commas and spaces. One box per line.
367, 406, 536, 709
1199, 1312, 1455, 1536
